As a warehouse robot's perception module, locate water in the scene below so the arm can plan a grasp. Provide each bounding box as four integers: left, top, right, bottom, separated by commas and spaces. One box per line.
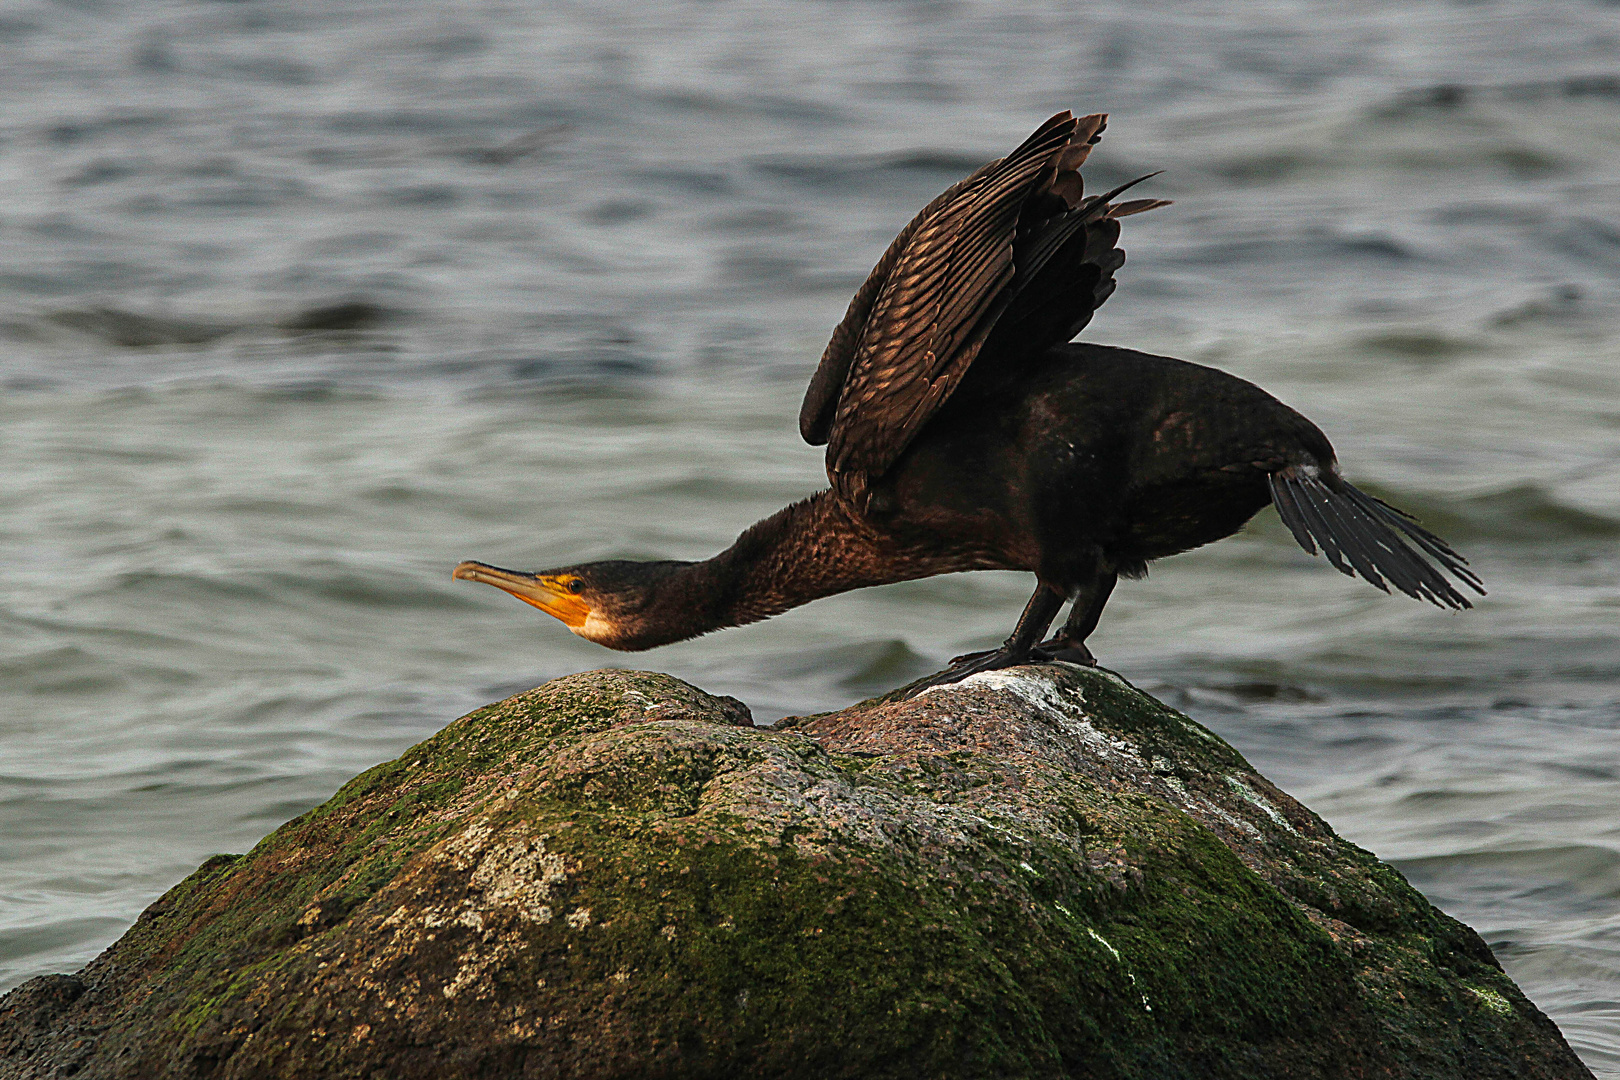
3, 0, 1619, 1069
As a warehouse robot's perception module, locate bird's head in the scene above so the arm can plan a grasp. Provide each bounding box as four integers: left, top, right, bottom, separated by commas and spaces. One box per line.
452, 558, 698, 650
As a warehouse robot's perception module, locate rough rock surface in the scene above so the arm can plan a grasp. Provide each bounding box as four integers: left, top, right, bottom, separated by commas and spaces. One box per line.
0, 665, 1592, 1079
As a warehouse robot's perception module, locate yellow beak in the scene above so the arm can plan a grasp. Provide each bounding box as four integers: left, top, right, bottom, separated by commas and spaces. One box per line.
452, 561, 592, 628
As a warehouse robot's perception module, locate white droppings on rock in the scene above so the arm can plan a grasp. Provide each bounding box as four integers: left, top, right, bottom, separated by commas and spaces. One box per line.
937, 669, 1073, 711
1180, 719, 1220, 743
1086, 928, 1152, 1013
925, 668, 1141, 764
1226, 776, 1300, 836
1162, 776, 1261, 838
1086, 927, 1121, 962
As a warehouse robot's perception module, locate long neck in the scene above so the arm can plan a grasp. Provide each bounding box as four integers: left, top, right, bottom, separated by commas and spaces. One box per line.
623, 491, 912, 648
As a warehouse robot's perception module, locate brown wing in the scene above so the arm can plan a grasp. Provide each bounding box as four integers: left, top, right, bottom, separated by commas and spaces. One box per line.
797, 158, 1001, 447
799, 110, 1166, 506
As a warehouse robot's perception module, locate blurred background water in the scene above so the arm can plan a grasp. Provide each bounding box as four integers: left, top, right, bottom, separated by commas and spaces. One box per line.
2, 0, 1618, 1068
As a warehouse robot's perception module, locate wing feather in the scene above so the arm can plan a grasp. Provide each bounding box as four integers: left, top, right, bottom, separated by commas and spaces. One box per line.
800, 110, 1167, 505
826, 114, 1080, 489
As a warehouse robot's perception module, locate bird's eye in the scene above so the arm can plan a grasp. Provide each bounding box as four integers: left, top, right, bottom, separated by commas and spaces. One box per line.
566, 579, 585, 594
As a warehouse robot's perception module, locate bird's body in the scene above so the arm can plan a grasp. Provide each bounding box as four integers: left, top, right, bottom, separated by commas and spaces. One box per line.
455, 111, 1481, 687
872, 343, 1316, 579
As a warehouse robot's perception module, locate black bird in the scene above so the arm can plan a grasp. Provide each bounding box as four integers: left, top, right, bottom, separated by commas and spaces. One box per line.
454, 111, 1483, 690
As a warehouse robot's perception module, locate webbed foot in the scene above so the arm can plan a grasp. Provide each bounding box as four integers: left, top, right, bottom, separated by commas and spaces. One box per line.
909, 645, 1054, 697
1041, 638, 1096, 665
919, 583, 1069, 699
949, 638, 1094, 667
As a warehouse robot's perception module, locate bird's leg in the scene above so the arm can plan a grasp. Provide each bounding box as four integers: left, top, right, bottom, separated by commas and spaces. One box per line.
914, 583, 1067, 694
1034, 569, 1117, 665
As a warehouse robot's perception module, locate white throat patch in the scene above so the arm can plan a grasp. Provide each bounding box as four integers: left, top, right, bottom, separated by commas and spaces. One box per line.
573, 612, 617, 642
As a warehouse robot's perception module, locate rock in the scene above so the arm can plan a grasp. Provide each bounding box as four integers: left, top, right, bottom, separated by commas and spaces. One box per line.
0, 666, 1591, 1079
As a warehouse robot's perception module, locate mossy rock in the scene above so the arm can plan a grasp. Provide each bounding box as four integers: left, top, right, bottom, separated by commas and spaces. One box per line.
0, 666, 1590, 1079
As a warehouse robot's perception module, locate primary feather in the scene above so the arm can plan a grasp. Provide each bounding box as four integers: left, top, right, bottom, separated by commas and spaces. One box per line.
801, 111, 1169, 508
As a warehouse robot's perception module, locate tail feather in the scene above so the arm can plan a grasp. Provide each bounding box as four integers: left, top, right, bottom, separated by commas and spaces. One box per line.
1299, 480, 1388, 589
1267, 467, 1484, 610
1348, 484, 1483, 591
1268, 471, 1319, 555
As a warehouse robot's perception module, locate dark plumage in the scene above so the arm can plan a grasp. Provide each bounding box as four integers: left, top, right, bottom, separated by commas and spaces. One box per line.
455, 110, 1483, 690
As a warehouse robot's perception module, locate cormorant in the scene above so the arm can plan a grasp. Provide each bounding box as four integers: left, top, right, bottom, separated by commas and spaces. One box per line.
453, 111, 1483, 691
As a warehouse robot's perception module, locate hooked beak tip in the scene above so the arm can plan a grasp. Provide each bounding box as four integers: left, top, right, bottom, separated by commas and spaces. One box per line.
453, 560, 527, 585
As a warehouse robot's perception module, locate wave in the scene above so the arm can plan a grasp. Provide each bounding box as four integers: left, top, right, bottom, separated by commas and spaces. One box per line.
1397, 845, 1620, 907
1379, 76, 1620, 117
13, 299, 391, 350
88, 565, 481, 615
1346, 481, 1620, 543
750, 147, 997, 192
1353, 330, 1488, 362
1199, 77, 1608, 189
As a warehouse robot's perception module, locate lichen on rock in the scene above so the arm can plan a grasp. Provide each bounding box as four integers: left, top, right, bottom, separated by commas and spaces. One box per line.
0, 666, 1592, 1079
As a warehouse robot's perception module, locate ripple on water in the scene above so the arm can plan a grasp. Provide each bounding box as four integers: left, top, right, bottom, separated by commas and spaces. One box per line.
1, 1, 1618, 1072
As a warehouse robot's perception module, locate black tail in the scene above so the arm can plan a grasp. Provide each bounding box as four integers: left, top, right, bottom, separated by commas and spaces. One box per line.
1268, 466, 1485, 610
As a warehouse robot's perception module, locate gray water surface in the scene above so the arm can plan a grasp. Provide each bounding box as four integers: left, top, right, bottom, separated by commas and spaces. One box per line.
3, 0, 1619, 1070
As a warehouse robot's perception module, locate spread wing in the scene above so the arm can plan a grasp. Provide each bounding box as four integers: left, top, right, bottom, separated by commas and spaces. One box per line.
799, 110, 1168, 506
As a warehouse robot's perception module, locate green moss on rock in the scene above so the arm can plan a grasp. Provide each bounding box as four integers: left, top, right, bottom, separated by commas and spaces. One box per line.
0, 666, 1591, 1079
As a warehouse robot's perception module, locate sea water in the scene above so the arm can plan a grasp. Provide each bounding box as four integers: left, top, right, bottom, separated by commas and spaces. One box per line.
2, 0, 1618, 1070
